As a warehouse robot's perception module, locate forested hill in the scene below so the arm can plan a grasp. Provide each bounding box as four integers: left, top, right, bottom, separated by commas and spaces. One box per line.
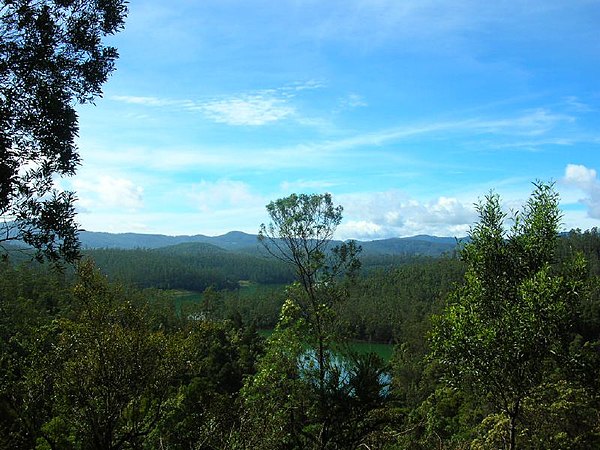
79, 230, 461, 257
80, 233, 461, 292
78, 230, 260, 252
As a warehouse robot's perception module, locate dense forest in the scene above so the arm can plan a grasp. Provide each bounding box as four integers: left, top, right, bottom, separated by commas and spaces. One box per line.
77, 233, 460, 294
85, 244, 296, 291
1, 189, 600, 448
1, 3, 599, 448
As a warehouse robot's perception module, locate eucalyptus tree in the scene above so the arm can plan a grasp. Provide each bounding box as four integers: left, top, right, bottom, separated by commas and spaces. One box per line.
256, 193, 363, 448
430, 182, 586, 449
259, 193, 360, 392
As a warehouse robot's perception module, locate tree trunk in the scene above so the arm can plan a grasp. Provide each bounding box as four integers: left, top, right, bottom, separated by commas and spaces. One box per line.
508, 399, 520, 450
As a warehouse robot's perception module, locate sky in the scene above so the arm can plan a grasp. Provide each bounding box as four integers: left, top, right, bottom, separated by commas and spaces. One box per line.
66, 0, 600, 240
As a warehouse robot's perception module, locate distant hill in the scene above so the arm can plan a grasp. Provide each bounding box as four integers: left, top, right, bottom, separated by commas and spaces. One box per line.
79, 230, 261, 252
79, 230, 462, 257
360, 235, 463, 257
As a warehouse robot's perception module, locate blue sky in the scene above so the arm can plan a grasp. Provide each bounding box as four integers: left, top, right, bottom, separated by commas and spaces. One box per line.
67, 0, 600, 239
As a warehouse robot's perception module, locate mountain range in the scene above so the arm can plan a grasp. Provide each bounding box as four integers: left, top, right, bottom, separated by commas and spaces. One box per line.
79, 230, 463, 257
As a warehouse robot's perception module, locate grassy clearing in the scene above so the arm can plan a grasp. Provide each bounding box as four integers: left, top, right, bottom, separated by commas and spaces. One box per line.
258, 329, 394, 362
345, 341, 394, 361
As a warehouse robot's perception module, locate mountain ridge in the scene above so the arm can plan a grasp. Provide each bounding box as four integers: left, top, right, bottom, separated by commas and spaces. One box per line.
79, 230, 463, 257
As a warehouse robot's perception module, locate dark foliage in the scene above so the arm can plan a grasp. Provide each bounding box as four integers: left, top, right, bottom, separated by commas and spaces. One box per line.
0, 0, 127, 262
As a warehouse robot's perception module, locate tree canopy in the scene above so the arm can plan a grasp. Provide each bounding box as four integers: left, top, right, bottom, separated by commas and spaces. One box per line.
429, 182, 587, 449
0, 0, 128, 262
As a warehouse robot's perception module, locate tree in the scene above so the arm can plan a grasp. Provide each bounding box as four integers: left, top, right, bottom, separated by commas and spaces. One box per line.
0, 0, 128, 262
429, 182, 586, 449
257, 193, 364, 448
259, 193, 360, 393
46, 261, 179, 449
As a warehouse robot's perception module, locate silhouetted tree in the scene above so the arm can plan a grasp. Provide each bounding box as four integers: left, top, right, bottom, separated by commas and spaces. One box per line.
0, 0, 128, 261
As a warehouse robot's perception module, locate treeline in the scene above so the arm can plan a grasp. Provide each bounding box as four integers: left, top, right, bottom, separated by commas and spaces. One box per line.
85, 243, 296, 290
197, 256, 465, 342
84, 243, 448, 298
1, 228, 599, 448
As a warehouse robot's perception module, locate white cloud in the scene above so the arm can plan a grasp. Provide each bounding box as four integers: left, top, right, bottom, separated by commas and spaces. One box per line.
198, 94, 294, 126
563, 96, 594, 113
290, 109, 574, 155
289, 80, 327, 91
280, 179, 339, 192
194, 82, 324, 126
189, 179, 265, 212
74, 176, 144, 211
561, 209, 600, 233
564, 164, 598, 189
337, 190, 476, 239
563, 164, 600, 218
112, 95, 174, 106
338, 220, 383, 240
110, 82, 325, 127
469, 109, 574, 137
338, 93, 367, 110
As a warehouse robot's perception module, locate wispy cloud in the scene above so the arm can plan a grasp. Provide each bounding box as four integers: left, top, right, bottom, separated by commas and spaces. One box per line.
469, 109, 574, 137
563, 96, 594, 113
489, 138, 576, 151
271, 109, 576, 158
79, 107, 582, 176
197, 94, 294, 126
189, 179, 265, 212
280, 179, 340, 192
111, 81, 324, 126
111, 95, 178, 107
337, 93, 367, 110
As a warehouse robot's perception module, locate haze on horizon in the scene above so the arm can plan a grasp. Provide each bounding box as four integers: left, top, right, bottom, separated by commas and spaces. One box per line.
67, 0, 600, 240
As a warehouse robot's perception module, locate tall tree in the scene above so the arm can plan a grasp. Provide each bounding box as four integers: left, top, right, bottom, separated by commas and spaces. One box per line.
429, 182, 586, 449
0, 0, 128, 262
259, 193, 360, 394
257, 193, 362, 448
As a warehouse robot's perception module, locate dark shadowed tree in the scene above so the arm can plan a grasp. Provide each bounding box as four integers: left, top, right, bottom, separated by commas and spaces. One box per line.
0, 0, 128, 262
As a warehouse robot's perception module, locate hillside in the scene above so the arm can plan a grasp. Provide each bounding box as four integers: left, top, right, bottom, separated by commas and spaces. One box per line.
79, 230, 461, 257
79, 230, 260, 252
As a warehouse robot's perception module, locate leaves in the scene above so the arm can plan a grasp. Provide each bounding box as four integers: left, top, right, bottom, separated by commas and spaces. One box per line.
429, 182, 586, 449
0, 0, 128, 262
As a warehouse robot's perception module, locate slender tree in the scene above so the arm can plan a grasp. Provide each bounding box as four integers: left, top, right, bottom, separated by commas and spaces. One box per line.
258, 193, 361, 448
259, 194, 360, 390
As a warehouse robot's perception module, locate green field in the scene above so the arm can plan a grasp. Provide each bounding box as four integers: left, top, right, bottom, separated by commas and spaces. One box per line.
345, 340, 394, 361
258, 329, 394, 362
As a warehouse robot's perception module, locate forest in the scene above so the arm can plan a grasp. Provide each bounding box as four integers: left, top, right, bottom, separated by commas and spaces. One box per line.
1, 187, 600, 449
1, 2, 599, 448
